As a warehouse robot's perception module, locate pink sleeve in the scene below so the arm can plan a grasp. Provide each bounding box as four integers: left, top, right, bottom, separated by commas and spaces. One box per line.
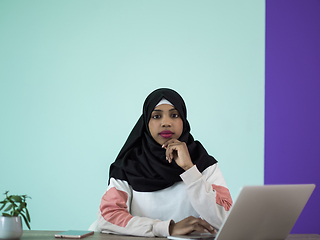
212, 184, 233, 211
100, 187, 133, 227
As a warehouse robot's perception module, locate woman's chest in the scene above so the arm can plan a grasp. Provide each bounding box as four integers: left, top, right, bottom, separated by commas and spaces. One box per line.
130, 181, 198, 222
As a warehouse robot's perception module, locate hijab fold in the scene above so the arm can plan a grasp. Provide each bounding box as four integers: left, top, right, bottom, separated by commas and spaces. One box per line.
109, 88, 217, 192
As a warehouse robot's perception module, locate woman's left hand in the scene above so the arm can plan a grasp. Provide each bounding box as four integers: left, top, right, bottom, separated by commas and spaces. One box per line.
162, 139, 194, 171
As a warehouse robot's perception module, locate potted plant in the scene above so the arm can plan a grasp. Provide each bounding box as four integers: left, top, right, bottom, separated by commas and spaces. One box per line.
0, 191, 31, 239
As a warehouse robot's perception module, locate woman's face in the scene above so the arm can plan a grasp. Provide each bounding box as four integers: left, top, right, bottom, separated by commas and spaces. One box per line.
148, 104, 183, 145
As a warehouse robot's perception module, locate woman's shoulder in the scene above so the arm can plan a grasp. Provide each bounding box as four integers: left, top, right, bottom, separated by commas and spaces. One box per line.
200, 162, 222, 178
201, 163, 228, 186
108, 177, 133, 193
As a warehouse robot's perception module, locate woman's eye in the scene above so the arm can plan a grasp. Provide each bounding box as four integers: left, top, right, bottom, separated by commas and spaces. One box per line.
152, 115, 161, 119
171, 113, 179, 118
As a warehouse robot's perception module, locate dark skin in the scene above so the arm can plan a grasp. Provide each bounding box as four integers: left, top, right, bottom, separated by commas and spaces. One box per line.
149, 104, 217, 236
162, 139, 194, 171
169, 216, 217, 236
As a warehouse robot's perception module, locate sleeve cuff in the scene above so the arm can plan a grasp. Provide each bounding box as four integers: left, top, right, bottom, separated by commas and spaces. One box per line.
153, 219, 172, 237
180, 165, 202, 186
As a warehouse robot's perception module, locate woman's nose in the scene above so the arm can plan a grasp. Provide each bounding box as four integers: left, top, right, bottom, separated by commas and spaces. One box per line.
161, 115, 171, 127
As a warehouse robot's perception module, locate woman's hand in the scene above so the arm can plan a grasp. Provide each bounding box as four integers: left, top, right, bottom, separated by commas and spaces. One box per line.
169, 216, 217, 236
162, 139, 194, 171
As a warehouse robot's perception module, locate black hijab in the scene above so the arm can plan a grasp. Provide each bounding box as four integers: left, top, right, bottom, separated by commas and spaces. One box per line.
109, 88, 217, 192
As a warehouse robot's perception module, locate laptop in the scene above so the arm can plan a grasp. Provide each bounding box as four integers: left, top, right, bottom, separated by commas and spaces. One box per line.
168, 184, 315, 240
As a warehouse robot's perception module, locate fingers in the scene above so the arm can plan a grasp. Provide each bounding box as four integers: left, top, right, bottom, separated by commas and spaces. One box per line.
187, 218, 215, 234
170, 216, 217, 236
162, 139, 185, 160
162, 140, 194, 170
196, 218, 217, 234
162, 139, 181, 163
162, 139, 180, 149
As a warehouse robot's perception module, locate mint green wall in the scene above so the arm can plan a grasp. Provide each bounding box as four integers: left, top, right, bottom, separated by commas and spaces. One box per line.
0, 1, 265, 231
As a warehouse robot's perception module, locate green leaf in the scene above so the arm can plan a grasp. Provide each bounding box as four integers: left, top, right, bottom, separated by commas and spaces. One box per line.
0, 202, 7, 211
20, 213, 31, 230
2, 213, 11, 217
17, 202, 25, 211
11, 196, 22, 202
4, 204, 13, 211
26, 208, 31, 222
12, 210, 20, 216
20, 202, 26, 208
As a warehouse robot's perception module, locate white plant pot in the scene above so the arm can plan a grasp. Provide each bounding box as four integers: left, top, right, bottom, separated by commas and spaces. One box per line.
0, 216, 23, 240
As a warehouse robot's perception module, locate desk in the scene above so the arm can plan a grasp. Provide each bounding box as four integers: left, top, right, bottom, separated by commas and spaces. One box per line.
19, 231, 144, 240
17, 231, 320, 240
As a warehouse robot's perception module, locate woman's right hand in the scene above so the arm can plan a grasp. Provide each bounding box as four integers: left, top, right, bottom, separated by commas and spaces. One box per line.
169, 216, 217, 236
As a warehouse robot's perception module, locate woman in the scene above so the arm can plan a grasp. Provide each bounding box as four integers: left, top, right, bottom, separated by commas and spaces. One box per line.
97, 88, 232, 237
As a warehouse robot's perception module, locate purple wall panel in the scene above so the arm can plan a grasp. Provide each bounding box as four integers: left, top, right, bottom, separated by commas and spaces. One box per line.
265, 0, 320, 234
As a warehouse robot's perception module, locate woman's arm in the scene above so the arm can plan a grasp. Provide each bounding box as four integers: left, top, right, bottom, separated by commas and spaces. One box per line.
162, 139, 232, 229
180, 164, 233, 229
98, 178, 171, 237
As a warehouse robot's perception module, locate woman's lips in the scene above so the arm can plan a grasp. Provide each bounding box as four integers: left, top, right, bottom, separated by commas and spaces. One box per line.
159, 130, 173, 138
